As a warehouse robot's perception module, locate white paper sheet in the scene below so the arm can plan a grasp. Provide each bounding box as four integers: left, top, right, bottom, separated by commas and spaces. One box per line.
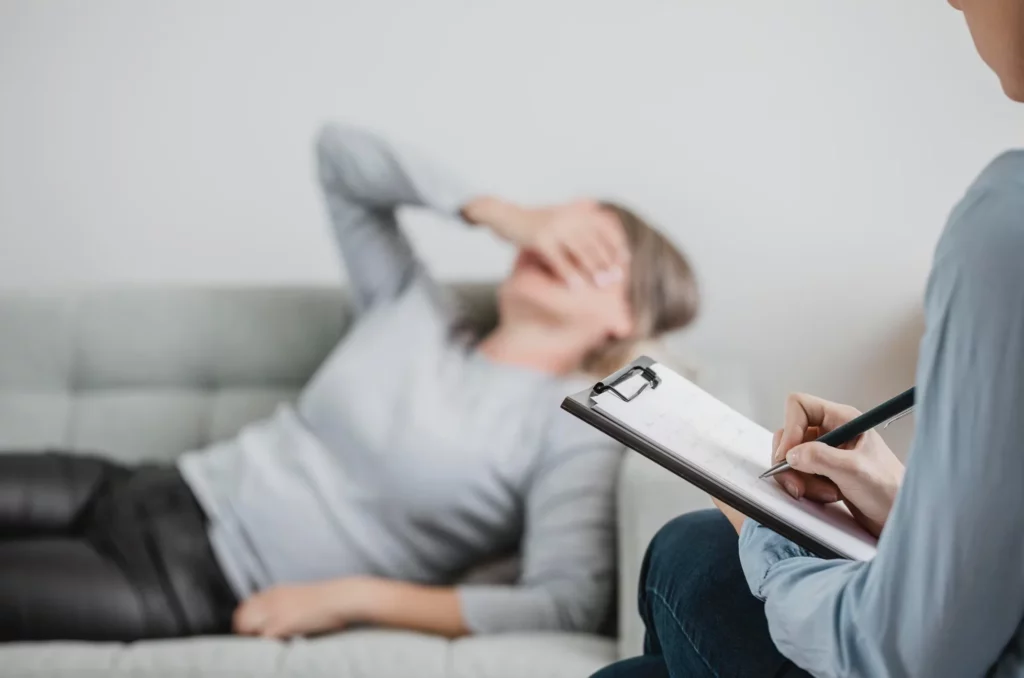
594, 363, 877, 560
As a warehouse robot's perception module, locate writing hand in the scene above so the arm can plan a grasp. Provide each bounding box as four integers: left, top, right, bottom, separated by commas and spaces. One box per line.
772, 393, 906, 537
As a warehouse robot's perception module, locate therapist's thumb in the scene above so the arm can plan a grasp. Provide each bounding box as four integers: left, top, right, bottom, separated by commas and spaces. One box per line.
785, 442, 859, 483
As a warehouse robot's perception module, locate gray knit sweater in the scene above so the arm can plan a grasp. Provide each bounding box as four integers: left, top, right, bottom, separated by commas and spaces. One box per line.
178, 123, 622, 634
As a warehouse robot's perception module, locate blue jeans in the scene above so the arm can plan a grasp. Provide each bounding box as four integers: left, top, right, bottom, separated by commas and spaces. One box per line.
593, 510, 810, 678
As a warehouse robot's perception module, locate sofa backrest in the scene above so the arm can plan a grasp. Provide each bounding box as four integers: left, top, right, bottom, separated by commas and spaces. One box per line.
0, 285, 500, 463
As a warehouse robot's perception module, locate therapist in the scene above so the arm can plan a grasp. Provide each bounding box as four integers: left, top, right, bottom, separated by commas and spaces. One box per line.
594, 1, 1024, 677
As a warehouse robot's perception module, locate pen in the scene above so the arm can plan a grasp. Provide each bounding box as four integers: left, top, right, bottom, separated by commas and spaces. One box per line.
759, 387, 916, 479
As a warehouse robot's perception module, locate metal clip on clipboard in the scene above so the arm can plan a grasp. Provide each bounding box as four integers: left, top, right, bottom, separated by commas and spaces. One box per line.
592, 365, 661, 402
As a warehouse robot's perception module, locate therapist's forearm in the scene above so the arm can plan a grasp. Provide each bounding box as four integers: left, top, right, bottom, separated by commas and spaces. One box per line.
712, 497, 747, 534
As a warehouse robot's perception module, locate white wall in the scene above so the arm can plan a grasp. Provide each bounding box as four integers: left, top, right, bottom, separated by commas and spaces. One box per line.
1, 0, 1020, 450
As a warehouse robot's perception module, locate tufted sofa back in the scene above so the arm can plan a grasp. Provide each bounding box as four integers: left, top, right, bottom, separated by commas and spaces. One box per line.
0, 285, 500, 463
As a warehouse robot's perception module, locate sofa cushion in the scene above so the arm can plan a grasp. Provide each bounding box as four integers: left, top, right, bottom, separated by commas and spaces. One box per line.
0, 286, 498, 462
451, 633, 616, 678
0, 631, 616, 678
1, 632, 448, 678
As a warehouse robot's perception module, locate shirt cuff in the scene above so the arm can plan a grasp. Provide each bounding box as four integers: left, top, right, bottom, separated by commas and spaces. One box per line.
457, 584, 560, 634
738, 520, 814, 600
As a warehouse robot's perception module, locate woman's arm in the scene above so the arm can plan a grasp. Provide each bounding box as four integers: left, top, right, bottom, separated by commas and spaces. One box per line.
456, 417, 621, 634
234, 424, 620, 639
233, 577, 468, 638
735, 174, 1024, 677
315, 123, 476, 312
233, 415, 619, 639
317, 125, 627, 307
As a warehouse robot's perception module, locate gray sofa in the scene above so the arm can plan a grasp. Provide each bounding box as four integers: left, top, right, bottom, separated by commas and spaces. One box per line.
0, 285, 732, 678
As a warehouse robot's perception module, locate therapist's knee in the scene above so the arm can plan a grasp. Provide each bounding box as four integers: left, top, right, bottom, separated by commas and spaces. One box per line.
641, 509, 738, 602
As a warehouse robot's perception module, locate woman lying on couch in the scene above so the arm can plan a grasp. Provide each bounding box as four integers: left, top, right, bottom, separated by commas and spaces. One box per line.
0, 124, 699, 642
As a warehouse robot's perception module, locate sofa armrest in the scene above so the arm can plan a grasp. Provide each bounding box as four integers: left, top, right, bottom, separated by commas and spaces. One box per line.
614, 355, 756, 659
616, 453, 713, 659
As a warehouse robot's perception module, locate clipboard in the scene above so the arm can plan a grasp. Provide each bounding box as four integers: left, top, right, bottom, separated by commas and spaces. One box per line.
562, 356, 877, 561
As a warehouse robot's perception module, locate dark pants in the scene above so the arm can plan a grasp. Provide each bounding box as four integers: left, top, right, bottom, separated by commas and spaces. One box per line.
0, 452, 236, 642
593, 510, 810, 678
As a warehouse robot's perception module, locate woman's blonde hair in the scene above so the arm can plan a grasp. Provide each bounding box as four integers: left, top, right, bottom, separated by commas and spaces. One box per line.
582, 202, 700, 375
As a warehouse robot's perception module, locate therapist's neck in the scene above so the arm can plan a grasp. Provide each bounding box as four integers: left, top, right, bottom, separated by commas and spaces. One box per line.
478, 322, 594, 376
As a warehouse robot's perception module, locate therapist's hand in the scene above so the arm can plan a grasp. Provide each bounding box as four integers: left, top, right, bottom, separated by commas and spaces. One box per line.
772, 393, 906, 538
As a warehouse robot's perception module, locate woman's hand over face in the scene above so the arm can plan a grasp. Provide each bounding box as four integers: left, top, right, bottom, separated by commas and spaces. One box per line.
466, 196, 629, 287
519, 200, 629, 288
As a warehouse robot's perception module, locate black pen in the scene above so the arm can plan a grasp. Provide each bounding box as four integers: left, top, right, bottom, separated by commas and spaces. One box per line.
759, 387, 916, 479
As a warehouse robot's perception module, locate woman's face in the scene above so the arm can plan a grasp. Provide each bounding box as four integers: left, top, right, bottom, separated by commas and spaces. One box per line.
498, 247, 634, 347
949, 0, 1024, 101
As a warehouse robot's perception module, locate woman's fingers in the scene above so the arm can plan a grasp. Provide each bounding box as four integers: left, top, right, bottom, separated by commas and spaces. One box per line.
585, 237, 621, 282
565, 206, 629, 282
262, 625, 290, 640
564, 237, 608, 282
535, 238, 586, 289
563, 223, 624, 285
236, 606, 294, 640
593, 213, 629, 266
532, 202, 631, 286
541, 235, 621, 289
233, 601, 264, 635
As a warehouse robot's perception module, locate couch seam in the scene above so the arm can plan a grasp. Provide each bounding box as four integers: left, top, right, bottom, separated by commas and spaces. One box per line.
63, 291, 87, 448
445, 636, 456, 678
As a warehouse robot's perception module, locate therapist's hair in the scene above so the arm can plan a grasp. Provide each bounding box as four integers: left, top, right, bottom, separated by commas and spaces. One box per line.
583, 202, 700, 375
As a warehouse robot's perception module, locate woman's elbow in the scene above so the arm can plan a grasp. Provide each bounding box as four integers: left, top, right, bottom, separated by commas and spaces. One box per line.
543, 579, 614, 634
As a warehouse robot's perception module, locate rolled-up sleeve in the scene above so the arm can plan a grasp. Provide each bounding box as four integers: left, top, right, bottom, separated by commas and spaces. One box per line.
738, 519, 818, 601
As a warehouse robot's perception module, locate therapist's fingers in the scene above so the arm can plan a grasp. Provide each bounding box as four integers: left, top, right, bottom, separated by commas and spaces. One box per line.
778, 394, 861, 462
773, 469, 806, 500
772, 426, 820, 463
773, 463, 840, 502
772, 426, 833, 501
770, 427, 808, 499
800, 474, 842, 504
772, 429, 784, 462
785, 441, 864, 487
776, 395, 814, 464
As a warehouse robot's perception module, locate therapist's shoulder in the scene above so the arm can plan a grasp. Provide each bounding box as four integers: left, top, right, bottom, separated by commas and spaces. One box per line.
937, 150, 1024, 274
